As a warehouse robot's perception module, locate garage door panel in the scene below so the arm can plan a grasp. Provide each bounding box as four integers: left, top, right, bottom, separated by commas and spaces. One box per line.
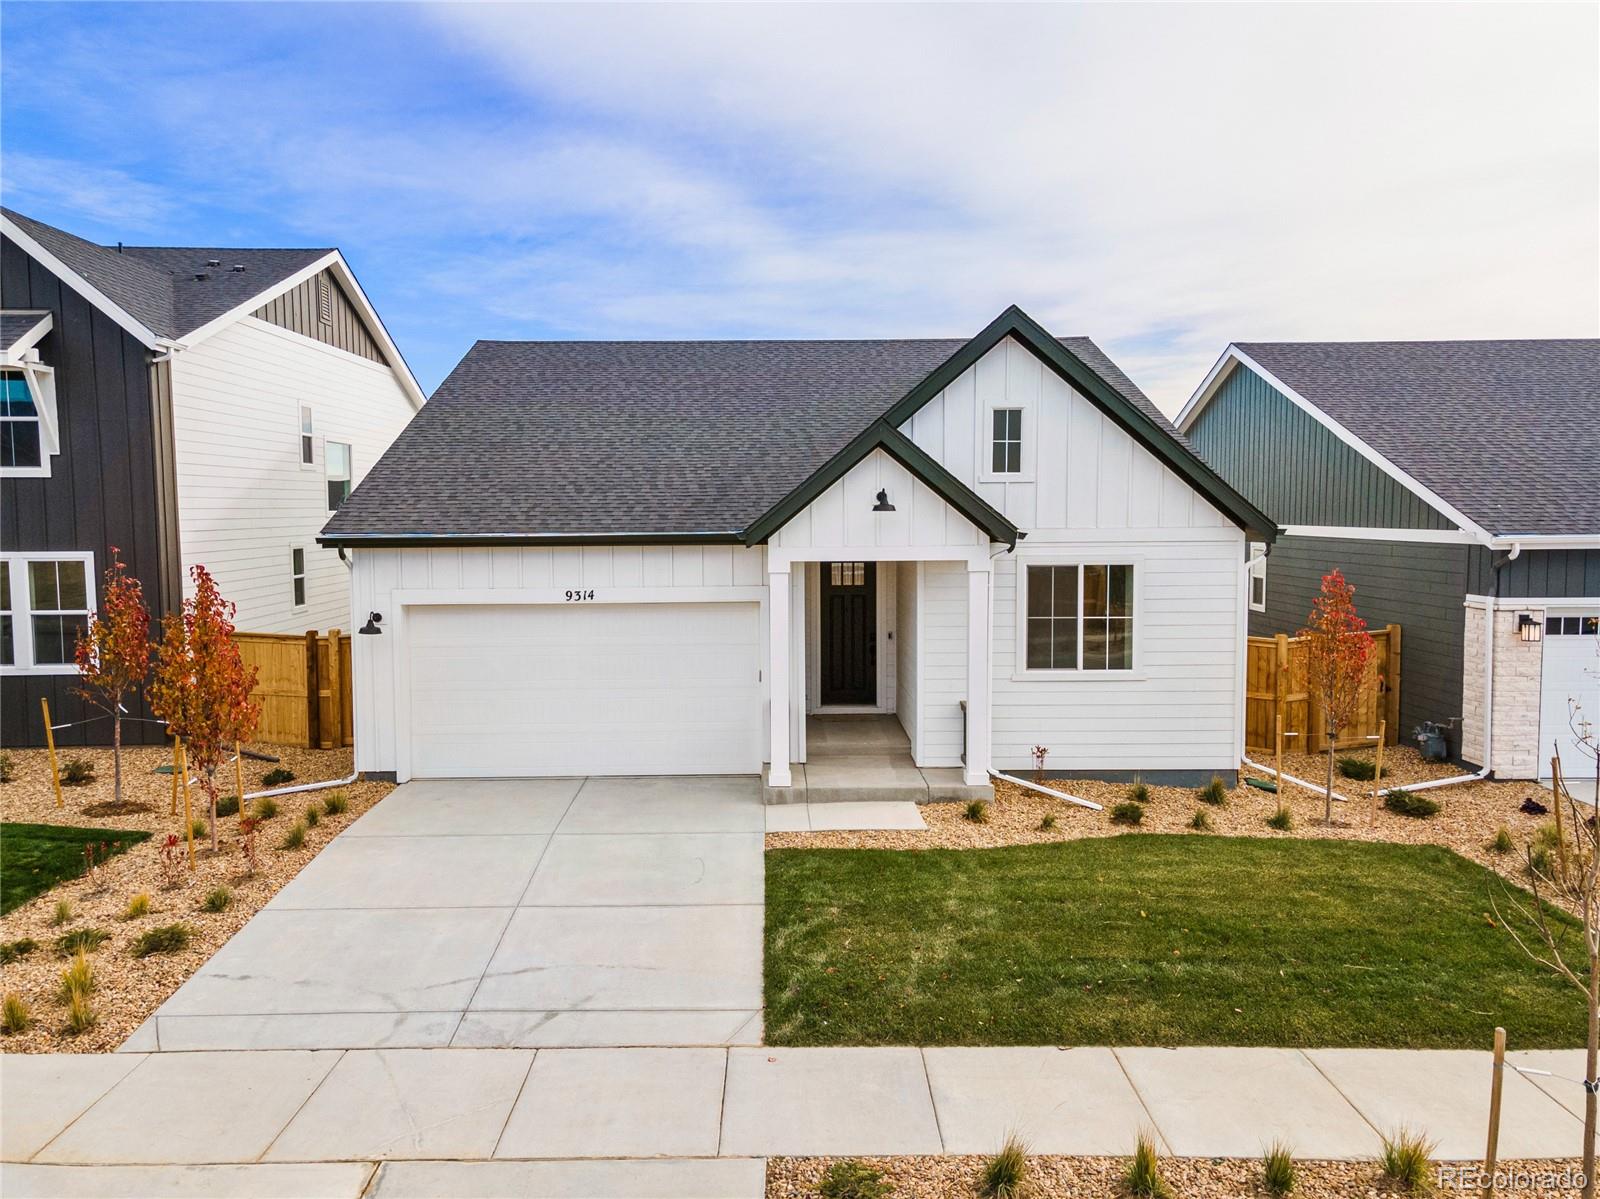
406, 603, 762, 778
1540, 611, 1599, 783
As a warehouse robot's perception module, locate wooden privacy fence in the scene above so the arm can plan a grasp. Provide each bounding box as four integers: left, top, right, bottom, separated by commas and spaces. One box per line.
1245, 624, 1401, 755
232, 629, 353, 748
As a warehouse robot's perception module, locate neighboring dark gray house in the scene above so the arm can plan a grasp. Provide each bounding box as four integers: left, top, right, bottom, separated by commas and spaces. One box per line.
1179, 340, 1599, 783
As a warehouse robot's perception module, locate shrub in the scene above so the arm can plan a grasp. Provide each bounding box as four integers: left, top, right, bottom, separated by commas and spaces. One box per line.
261, 767, 295, 787
1379, 1126, 1435, 1191
1197, 777, 1228, 806
964, 799, 990, 824
2, 992, 30, 1034
64, 990, 97, 1035
1110, 800, 1144, 826
51, 899, 73, 926
278, 821, 307, 851
57, 950, 95, 1003
202, 885, 232, 913
132, 923, 194, 958
1188, 809, 1212, 832
1383, 789, 1440, 820
304, 806, 320, 828
1, 938, 38, 965
1529, 843, 1554, 879
122, 893, 151, 920
189, 818, 208, 841
1337, 755, 1387, 781
1123, 1130, 1171, 1198
817, 1159, 894, 1199
1489, 826, 1515, 855
1037, 814, 1057, 832
323, 791, 348, 816
978, 1134, 1031, 1198
1267, 806, 1293, 831
1262, 1140, 1295, 1195
0, 751, 13, 782
1127, 781, 1151, 804
54, 928, 109, 957
59, 758, 95, 786
253, 796, 279, 820
215, 794, 240, 817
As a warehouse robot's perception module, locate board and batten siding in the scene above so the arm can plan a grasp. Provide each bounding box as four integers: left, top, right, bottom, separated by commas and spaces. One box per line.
252, 269, 385, 365
0, 234, 173, 748
770, 447, 985, 550
1185, 363, 1454, 530
1251, 535, 1470, 745
349, 544, 768, 774
170, 316, 416, 634
897, 335, 1248, 777
1466, 546, 1600, 600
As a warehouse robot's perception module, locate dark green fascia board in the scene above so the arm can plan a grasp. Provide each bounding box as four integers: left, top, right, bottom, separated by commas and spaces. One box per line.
741, 420, 1020, 547
317, 530, 744, 549
879, 304, 1280, 544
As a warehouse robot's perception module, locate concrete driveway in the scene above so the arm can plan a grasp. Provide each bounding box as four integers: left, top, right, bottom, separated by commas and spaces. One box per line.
138, 777, 765, 1051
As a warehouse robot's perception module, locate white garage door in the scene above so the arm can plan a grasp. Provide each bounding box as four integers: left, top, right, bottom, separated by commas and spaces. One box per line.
1539, 610, 1599, 786
406, 602, 762, 778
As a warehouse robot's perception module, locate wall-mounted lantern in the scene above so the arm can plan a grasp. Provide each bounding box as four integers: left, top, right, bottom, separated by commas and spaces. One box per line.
1516, 612, 1543, 643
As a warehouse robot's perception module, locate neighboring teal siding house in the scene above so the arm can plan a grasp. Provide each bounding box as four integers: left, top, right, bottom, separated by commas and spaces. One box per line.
1179, 340, 1599, 785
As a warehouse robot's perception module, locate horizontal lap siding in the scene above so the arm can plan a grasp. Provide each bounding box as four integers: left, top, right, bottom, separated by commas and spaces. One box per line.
1250, 535, 1470, 737
350, 545, 767, 774
172, 317, 415, 634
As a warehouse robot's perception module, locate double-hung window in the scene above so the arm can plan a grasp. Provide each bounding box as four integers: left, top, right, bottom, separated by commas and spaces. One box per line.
0, 553, 95, 673
1248, 544, 1267, 613
1022, 562, 1135, 673
290, 547, 307, 609
326, 441, 351, 509
991, 408, 1022, 474
299, 406, 315, 466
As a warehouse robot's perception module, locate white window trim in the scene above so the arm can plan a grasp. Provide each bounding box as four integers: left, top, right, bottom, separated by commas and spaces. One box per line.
0, 361, 61, 479
299, 405, 316, 469
1, 551, 96, 675
1012, 553, 1144, 681
1248, 543, 1268, 613
290, 545, 308, 611
978, 397, 1036, 484
326, 440, 352, 511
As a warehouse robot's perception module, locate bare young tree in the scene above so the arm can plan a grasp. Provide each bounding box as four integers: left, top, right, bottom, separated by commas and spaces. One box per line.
1493, 698, 1599, 1198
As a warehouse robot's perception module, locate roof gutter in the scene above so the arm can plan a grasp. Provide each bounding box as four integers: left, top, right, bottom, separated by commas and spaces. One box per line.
1484, 534, 1600, 552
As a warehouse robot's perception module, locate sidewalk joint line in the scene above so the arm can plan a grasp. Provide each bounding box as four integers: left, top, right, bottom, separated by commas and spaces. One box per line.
1298, 1048, 1385, 1143
489, 1049, 540, 1160
256, 1047, 348, 1163
920, 1047, 947, 1153
26, 1049, 156, 1163
1110, 1047, 1172, 1156
715, 1047, 732, 1156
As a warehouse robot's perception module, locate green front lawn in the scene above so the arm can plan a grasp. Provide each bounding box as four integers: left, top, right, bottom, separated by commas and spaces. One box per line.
1, 823, 151, 914
765, 836, 1582, 1048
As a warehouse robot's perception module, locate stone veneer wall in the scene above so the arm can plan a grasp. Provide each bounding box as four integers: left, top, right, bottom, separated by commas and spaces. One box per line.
1461, 604, 1544, 778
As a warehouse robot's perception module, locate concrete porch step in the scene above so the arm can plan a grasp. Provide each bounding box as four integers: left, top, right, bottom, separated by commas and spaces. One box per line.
763, 761, 992, 806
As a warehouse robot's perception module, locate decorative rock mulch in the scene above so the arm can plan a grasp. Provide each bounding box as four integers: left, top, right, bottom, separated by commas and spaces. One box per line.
0, 743, 392, 1054
766, 1155, 1587, 1197
766, 745, 1560, 881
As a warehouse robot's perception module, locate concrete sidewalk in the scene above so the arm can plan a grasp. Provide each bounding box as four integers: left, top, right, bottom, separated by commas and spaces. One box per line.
2, 1044, 1590, 1196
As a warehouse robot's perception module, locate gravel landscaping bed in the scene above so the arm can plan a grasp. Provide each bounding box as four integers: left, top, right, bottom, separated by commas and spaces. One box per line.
767, 746, 1558, 876
766, 1155, 1586, 1197
0, 743, 392, 1053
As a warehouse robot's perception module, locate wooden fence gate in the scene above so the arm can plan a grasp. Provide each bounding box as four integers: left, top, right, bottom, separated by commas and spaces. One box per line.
1245, 625, 1401, 755
232, 629, 353, 748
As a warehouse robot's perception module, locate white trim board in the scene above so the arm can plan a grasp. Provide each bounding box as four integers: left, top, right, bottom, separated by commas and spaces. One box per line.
1177, 347, 1493, 544
1281, 524, 1476, 544
1465, 594, 1600, 610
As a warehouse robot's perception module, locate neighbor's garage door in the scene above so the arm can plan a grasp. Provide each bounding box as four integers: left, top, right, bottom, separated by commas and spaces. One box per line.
406, 602, 762, 778
1539, 610, 1599, 785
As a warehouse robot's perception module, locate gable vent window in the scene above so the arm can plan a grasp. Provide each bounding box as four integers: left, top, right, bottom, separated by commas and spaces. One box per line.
991, 408, 1022, 474
316, 276, 333, 326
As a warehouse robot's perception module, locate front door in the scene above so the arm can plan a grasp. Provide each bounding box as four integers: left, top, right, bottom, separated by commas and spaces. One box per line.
820, 561, 877, 705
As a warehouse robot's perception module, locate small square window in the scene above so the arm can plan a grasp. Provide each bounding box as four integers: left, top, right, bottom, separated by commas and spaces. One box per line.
291, 547, 307, 608
991, 408, 1022, 474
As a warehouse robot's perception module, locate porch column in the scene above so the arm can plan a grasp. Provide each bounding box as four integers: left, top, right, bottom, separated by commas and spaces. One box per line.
964, 564, 991, 785
769, 567, 792, 787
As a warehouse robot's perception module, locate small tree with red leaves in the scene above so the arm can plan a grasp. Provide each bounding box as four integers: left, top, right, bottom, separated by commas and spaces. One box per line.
73, 548, 151, 806
148, 566, 260, 853
1298, 569, 1374, 823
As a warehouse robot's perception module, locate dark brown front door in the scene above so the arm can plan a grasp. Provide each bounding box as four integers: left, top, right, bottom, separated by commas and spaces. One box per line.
820, 561, 876, 705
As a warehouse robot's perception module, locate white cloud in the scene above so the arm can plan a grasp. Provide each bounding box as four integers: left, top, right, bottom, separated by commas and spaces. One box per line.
1, 153, 177, 230
422, 2, 1599, 410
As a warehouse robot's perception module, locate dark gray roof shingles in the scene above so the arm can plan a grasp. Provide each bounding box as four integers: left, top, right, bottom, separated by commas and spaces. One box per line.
324, 335, 1173, 540
1, 309, 51, 353
2, 208, 330, 340
1235, 340, 1600, 536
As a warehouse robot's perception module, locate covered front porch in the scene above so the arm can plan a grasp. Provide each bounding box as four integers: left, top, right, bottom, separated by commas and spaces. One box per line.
764, 714, 992, 804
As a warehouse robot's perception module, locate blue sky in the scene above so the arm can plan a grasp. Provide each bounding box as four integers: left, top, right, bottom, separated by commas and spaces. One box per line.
3, 2, 1596, 411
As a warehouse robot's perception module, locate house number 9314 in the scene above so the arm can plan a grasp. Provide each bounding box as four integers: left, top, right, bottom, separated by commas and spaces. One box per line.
565, 589, 596, 602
